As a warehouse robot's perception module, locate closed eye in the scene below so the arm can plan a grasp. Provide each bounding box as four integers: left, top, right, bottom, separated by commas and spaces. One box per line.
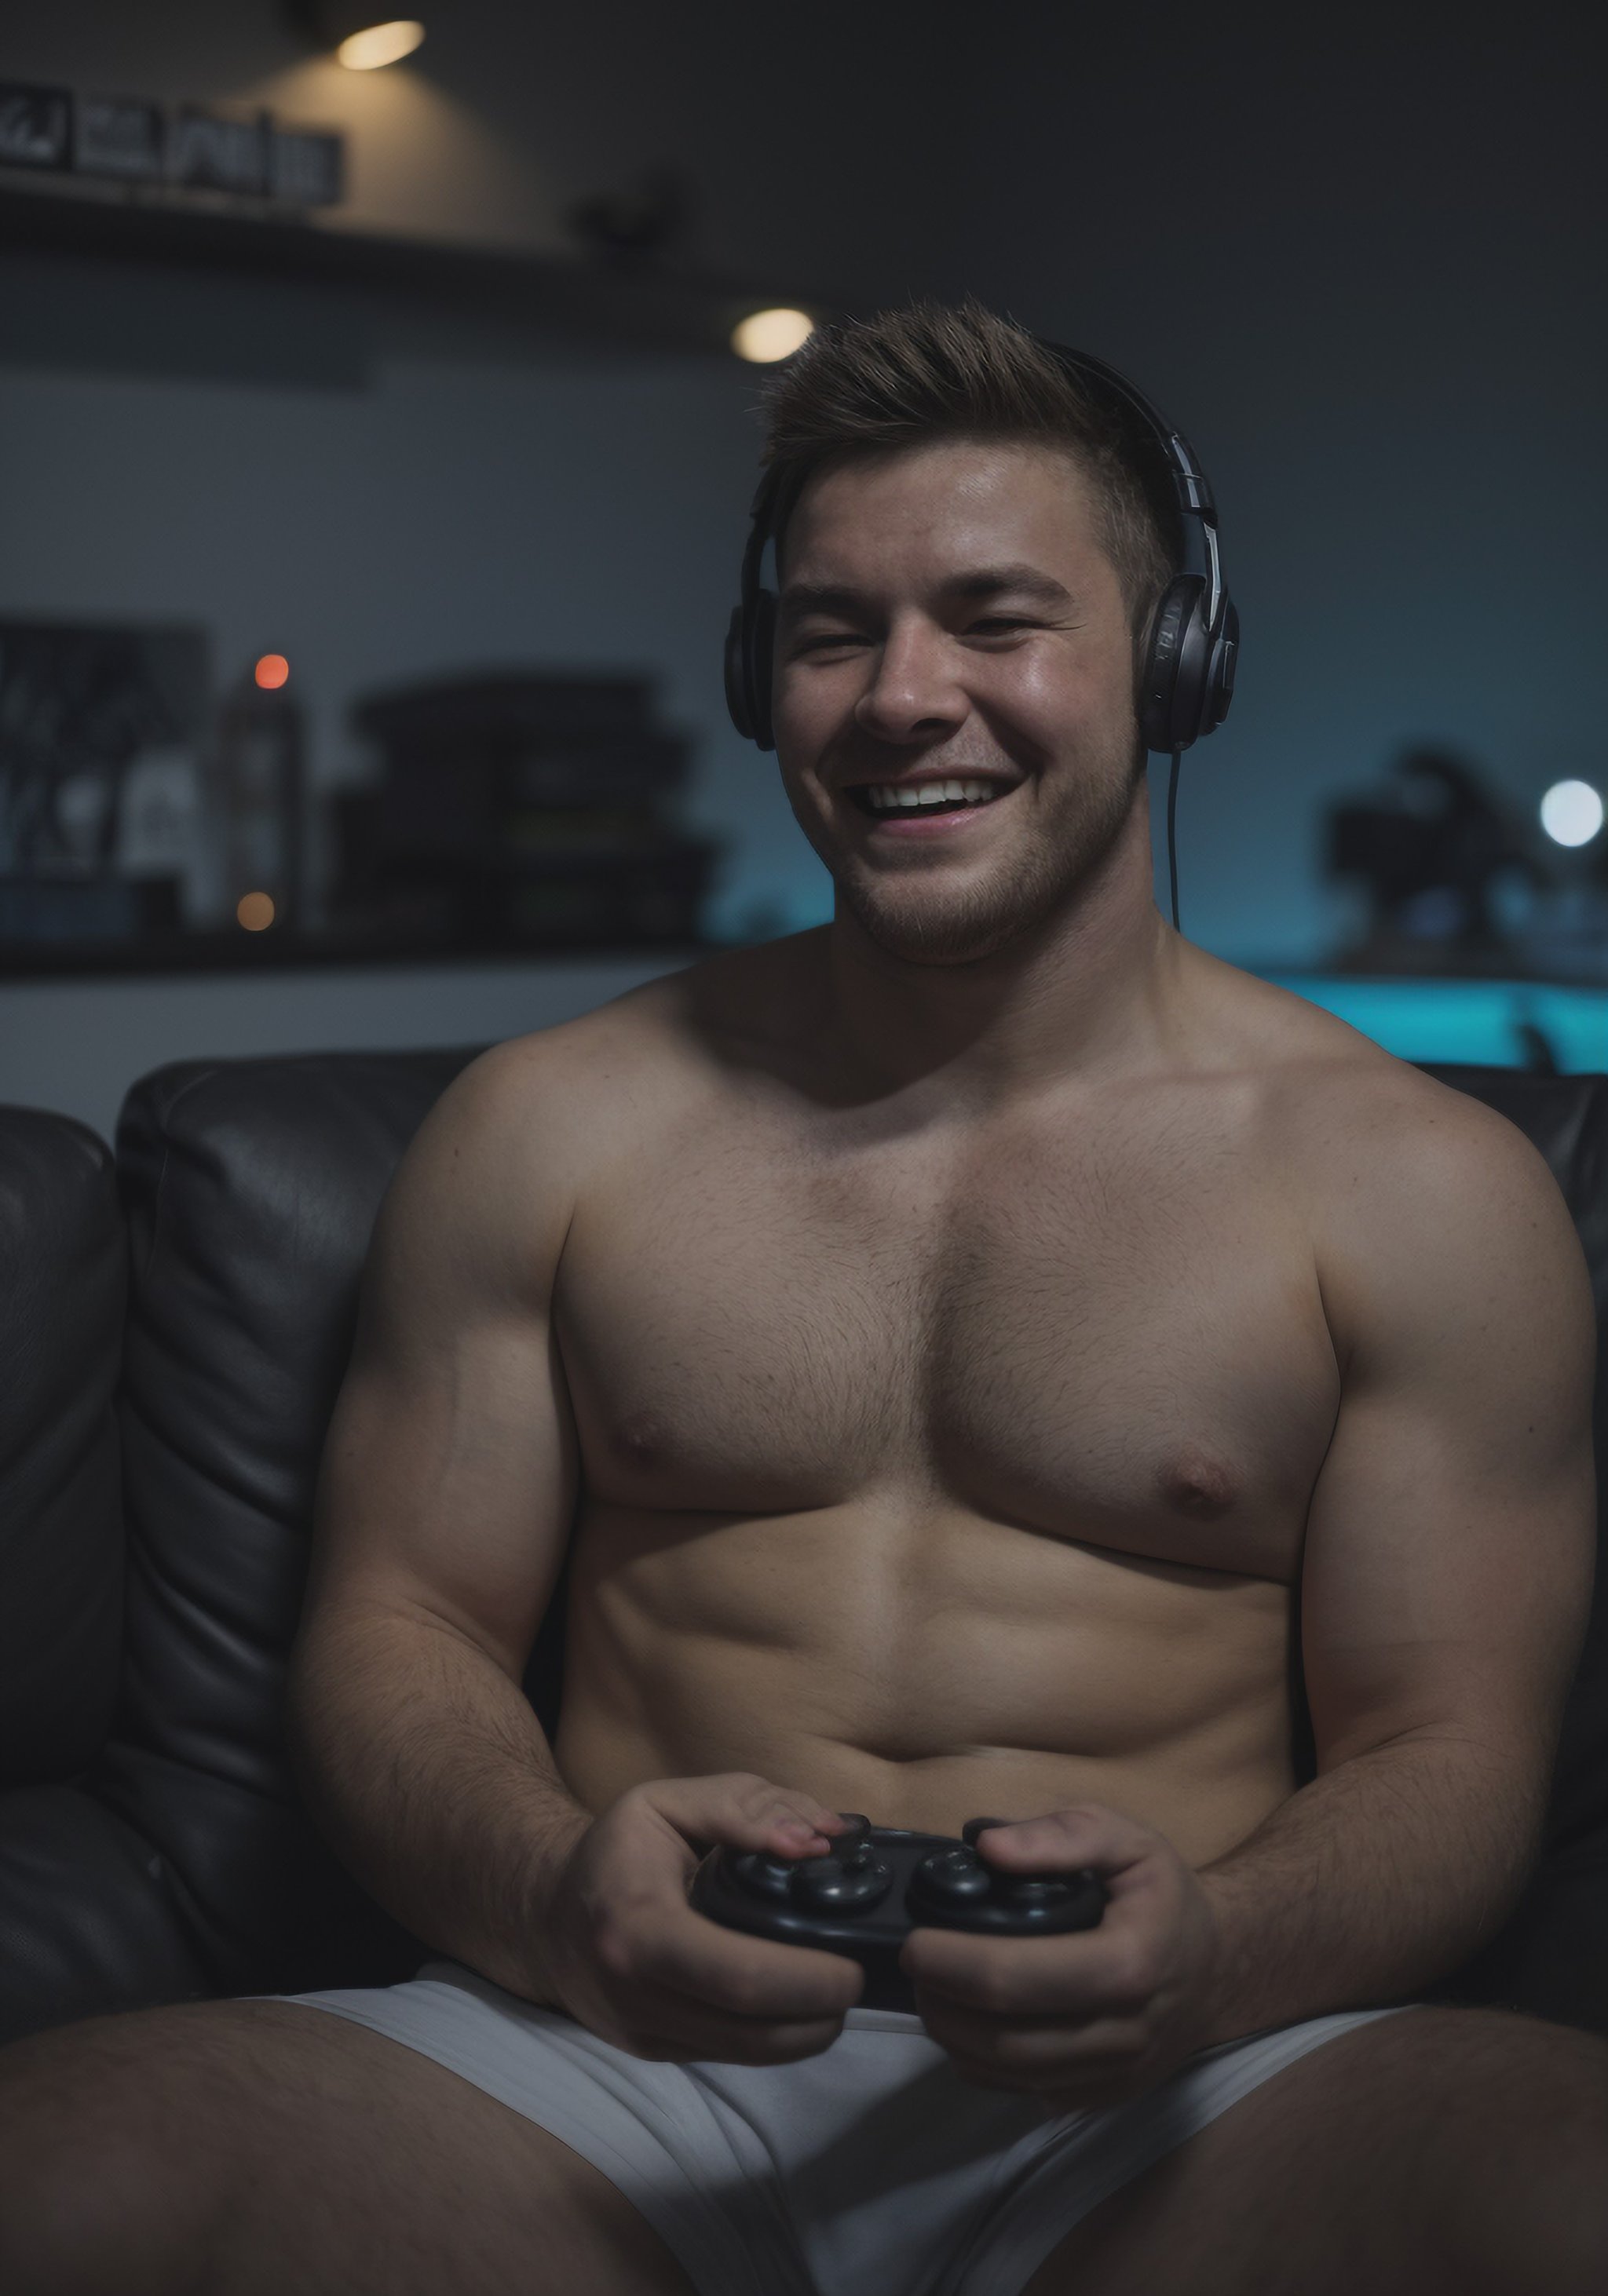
792, 618, 1041, 653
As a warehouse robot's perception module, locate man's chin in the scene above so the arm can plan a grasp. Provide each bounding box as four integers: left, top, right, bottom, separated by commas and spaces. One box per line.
835, 873, 1044, 969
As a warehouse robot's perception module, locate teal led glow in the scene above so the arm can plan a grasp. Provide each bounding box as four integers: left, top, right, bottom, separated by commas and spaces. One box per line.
1255, 976, 1608, 1074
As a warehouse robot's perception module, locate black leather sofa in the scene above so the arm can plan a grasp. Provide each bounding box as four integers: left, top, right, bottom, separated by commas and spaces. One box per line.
2, 1049, 1605, 2050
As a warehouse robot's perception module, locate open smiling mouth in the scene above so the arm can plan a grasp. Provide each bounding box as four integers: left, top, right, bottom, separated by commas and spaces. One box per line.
846, 777, 1017, 818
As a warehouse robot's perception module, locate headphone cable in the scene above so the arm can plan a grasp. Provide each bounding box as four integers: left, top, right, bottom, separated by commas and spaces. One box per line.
1166, 746, 1182, 933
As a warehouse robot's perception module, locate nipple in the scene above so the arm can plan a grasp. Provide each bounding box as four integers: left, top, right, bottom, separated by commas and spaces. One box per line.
614, 1411, 673, 1469
1158, 1445, 1237, 1520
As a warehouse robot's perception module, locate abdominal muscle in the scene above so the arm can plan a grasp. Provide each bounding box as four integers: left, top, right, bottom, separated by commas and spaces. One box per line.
550, 1493, 1300, 1870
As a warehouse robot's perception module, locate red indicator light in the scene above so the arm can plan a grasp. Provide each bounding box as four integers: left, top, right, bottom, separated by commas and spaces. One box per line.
254, 654, 290, 689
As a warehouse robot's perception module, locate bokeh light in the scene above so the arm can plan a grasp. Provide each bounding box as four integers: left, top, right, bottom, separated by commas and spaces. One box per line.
254, 654, 290, 689
337, 20, 426, 71
1540, 779, 1604, 848
731, 308, 816, 363
236, 892, 276, 931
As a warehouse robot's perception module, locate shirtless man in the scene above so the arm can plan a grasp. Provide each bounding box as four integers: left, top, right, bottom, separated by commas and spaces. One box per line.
2, 301, 1606, 2296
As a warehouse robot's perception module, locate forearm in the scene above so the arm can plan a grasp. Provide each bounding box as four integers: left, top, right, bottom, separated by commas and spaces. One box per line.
1193, 1732, 1547, 2046
285, 1601, 591, 2003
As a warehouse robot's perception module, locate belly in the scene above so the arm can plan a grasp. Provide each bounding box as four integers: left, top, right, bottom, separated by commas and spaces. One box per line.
550, 1497, 1299, 1867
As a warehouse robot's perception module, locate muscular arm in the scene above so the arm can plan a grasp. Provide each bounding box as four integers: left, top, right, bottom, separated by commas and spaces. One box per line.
1193, 1080, 1596, 2042
284, 1035, 594, 2002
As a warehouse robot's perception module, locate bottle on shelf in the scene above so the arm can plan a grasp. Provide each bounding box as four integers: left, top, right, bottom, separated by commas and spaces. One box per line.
214, 653, 305, 935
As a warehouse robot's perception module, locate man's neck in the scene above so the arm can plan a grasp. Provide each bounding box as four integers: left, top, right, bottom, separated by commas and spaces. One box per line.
814, 824, 1190, 1114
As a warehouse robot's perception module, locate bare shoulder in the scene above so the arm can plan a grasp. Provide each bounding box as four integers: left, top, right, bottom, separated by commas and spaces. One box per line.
1192, 952, 1563, 1196
1193, 955, 1593, 1380
407, 933, 817, 1192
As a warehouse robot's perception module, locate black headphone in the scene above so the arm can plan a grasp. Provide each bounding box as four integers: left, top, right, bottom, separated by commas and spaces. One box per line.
722, 338, 1239, 929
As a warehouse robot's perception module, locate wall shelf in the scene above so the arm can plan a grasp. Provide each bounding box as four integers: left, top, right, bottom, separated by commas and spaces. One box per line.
0, 177, 814, 356
0, 928, 710, 983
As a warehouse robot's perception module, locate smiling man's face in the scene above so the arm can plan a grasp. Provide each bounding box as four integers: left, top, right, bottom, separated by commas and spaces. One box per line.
771, 437, 1149, 966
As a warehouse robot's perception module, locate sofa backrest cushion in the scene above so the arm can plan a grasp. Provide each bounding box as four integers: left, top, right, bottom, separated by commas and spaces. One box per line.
104, 1049, 485, 1989
0, 1108, 125, 1787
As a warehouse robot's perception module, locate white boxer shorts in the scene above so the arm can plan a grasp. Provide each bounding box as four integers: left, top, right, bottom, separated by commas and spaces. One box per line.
262, 1959, 1416, 2296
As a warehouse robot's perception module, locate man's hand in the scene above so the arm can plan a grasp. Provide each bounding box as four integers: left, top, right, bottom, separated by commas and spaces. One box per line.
901, 1805, 1223, 2112
536, 1772, 864, 2064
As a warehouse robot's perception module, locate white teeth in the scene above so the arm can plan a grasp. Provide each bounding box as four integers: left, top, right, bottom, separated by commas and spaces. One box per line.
860, 779, 1007, 812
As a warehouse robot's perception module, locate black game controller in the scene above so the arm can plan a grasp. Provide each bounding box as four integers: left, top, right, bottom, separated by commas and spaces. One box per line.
689, 1815, 1108, 2013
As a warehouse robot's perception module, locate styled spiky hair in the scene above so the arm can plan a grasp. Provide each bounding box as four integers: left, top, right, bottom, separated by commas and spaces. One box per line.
758, 297, 1175, 634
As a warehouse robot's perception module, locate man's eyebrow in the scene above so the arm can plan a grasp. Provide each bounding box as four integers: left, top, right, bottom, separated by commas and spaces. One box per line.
777, 565, 1076, 619
777, 581, 864, 621
946, 564, 1076, 607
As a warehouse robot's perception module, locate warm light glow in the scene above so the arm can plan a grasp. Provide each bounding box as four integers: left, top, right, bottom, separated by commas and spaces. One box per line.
731, 308, 815, 363
336, 19, 426, 69
1540, 779, 1604, 848
237, 892, 277, 932
254, 654, 290, 689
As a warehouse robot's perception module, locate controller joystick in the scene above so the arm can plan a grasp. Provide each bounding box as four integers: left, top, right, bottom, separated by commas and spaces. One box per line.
690, 1813, 1108, 2013
729, 1852, 799, 1900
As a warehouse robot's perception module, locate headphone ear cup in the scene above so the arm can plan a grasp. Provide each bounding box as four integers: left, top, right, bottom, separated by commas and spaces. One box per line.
724, 605, 755, 740
1205, 597, 1239, 732
747, 588, 778, 753
1139, 574, 1211, 753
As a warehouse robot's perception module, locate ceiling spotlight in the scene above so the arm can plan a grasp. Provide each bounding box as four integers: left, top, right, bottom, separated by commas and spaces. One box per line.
286, 7, 426, 71
731, 308, 815, 363
336, 20, 425, 69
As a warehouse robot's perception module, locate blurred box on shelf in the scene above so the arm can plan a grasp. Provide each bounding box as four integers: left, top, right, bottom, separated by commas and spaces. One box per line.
333, 668, 718, 951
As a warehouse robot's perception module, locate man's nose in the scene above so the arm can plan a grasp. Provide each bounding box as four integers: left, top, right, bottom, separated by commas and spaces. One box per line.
852, 623, 967, 744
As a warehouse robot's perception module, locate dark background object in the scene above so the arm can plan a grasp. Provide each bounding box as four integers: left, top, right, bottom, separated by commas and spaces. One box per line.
332, 669, 718, 950
215, 661, 308, 933
0, 619, 209, 887
1324, 745, 1556, 976
565, 162, 696, 267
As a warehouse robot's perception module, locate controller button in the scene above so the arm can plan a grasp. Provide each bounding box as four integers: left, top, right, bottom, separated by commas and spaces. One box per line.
795, 1856, 893, 1912
912, 1849, 992, 1905
1000, 1877, 1074, 1905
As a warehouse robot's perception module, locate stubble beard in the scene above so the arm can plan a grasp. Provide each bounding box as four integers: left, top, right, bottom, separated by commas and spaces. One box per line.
820, 732, 1147, 969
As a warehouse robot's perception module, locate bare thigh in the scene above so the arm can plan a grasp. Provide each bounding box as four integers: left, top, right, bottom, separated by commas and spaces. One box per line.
0, 1999, 699, 2296
1022, 2007, 1608, 2296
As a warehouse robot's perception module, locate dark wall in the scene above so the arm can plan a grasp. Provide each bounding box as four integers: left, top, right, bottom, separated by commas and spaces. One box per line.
1, 4, 1600, 956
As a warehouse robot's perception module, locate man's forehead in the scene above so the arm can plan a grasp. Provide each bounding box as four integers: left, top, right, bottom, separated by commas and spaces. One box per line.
777, 438, 1106, 597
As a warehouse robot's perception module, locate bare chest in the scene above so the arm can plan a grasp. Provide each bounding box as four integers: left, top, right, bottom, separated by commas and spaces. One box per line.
556, 1093, 1340, 1580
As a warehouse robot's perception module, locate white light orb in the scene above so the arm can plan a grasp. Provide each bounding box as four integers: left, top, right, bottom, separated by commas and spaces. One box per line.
1539, 779, 1605, 848
730, 308, 815, 363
